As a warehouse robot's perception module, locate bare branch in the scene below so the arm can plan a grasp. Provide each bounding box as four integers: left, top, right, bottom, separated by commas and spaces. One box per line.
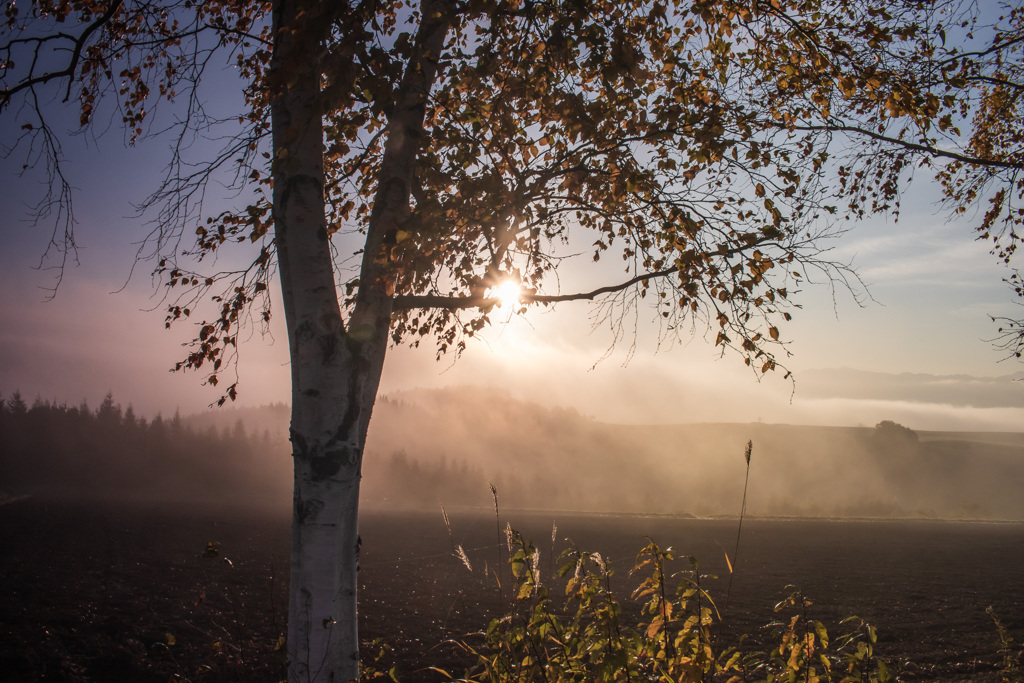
393, 267, 678, 310
0, 0, 125, 110
786, 123, 1024, 171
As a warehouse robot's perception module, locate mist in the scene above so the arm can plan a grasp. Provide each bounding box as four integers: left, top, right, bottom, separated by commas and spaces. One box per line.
8, 385, 1018, 520
358, 387, 1024, 520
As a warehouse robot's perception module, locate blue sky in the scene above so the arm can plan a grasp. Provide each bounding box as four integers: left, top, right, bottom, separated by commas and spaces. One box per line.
1, 98, 1021, 430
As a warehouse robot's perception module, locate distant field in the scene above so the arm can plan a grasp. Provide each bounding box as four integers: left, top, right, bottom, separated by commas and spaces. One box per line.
6, 392, 1024, 520
2, 499, 1023, 682
917, 431, 1024, 447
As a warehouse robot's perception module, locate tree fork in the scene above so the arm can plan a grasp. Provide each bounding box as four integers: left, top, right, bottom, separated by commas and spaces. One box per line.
270, 0, 455, 679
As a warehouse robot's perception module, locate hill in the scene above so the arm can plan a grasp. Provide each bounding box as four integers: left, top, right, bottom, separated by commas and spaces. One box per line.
357, 388, 1024, 519
3, 387, 1022, 519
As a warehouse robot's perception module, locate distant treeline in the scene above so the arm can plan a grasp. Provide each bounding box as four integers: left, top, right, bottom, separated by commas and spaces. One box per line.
4, 387, 1024, 519
0, 391, 292, 504
0, 391, 496, 509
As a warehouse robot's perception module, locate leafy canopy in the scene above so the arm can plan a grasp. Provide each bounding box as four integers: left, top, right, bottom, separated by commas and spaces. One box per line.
3, 0, 1022, 400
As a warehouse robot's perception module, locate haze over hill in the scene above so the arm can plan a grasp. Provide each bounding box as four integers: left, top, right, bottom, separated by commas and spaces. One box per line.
170, 385, 1024, 520
4, 384, 1022, 519
799, 368, 1024, 409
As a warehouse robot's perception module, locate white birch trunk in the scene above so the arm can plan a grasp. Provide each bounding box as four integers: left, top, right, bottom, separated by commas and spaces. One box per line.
269, 0, 364, 679
269, 0, 454, 680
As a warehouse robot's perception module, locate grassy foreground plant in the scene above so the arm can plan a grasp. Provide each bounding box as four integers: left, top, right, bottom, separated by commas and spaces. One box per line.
439, 533, 898, 683
987, 606, 1023, 683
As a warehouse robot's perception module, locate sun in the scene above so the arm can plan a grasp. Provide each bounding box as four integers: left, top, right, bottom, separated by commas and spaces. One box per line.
493, 280, 523, 308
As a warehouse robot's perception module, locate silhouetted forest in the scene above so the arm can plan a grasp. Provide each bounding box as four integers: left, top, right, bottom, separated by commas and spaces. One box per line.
0, 391, 291, 505
0, 391, 492, 509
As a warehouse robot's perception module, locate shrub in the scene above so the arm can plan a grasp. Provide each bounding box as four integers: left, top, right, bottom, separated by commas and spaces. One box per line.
441, 531, 897, 683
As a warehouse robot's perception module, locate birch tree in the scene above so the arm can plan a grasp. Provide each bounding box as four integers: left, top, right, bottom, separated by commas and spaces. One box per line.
3, 0, 1021, 680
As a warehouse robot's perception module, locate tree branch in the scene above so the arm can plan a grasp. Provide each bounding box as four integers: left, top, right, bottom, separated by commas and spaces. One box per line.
785, 122, 1024, 170
0, 0, 124, 110
393, 267, 678, 310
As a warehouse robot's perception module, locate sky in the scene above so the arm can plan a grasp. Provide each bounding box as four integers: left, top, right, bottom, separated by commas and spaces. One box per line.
1, 96, 1022, 432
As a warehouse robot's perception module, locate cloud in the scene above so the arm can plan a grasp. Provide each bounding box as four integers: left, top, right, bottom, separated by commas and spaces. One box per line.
832, 226, 995, 292
380, 322, 1024, 432
800, 367, 1024, 409
787, 396, 1024, 433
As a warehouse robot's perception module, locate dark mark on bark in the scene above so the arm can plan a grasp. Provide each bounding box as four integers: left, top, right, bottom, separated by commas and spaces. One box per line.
311, 448, 345, 480
279, 174, 323, 213
295, 320, 316, 342
319, 330, 340, 364
341, 336, 369, 450
295, 497, 324, 525
290, 429, 308, 457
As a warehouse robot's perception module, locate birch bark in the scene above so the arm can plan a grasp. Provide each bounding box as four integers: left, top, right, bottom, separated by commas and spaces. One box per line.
269, 0, 454, 679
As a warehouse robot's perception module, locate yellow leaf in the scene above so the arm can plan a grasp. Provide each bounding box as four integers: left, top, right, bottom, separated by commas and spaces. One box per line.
646, 618, 665, 639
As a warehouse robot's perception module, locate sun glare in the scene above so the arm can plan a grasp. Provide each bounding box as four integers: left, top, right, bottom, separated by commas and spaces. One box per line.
493, 280, 523, 308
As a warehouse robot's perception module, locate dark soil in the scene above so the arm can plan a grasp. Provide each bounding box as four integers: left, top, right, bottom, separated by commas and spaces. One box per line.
1, 498, 1023, 682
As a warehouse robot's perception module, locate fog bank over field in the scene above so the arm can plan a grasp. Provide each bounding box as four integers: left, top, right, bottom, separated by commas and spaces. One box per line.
357, 387, 1024, 520
4, 385, 1022, 520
